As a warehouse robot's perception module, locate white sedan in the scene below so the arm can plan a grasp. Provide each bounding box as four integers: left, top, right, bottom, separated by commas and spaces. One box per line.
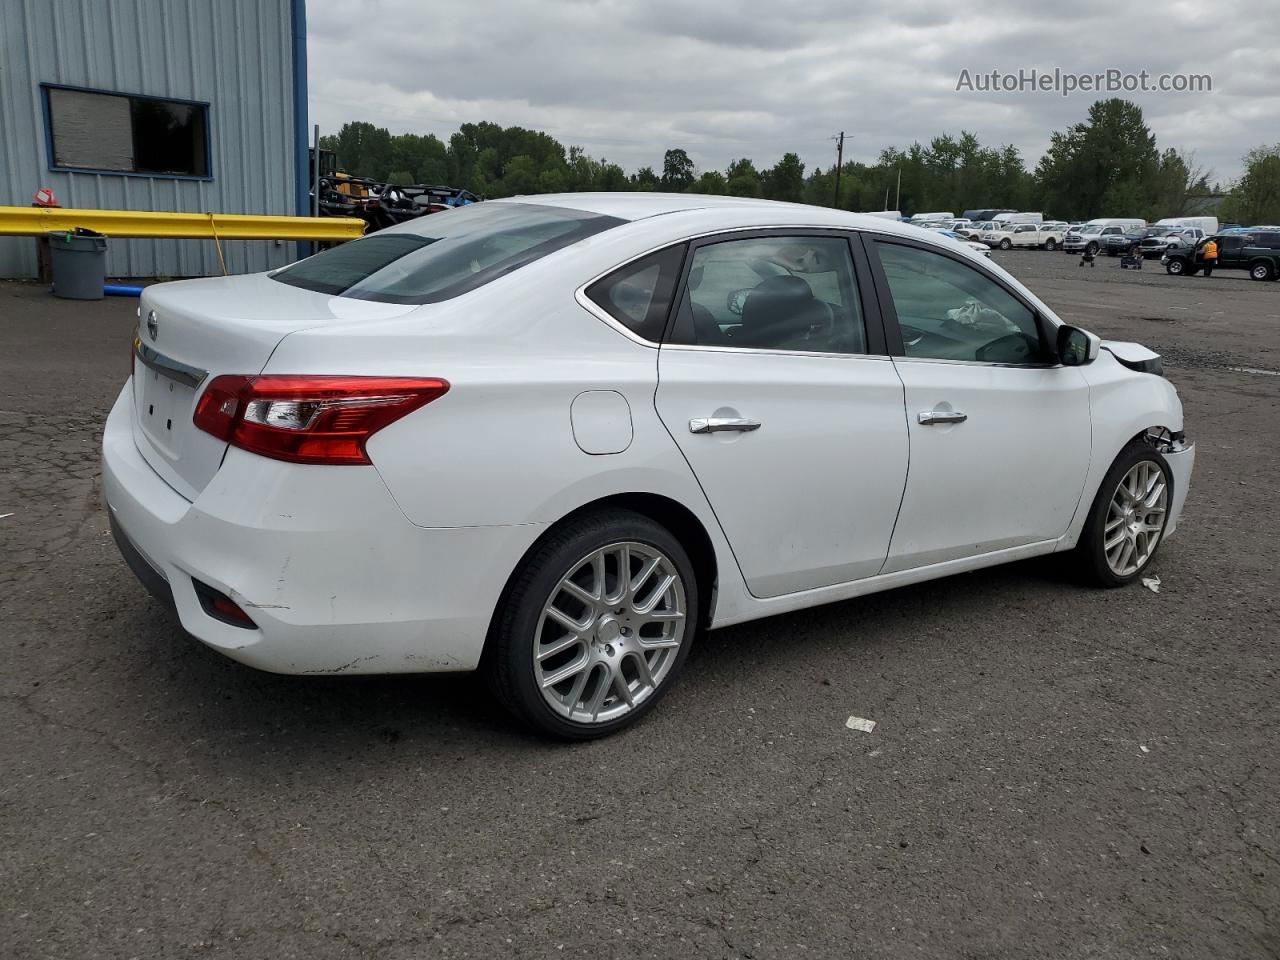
103, 194, 1195, 739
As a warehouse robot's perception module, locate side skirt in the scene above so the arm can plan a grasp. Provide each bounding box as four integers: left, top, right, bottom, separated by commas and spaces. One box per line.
709, 538, 1063, 629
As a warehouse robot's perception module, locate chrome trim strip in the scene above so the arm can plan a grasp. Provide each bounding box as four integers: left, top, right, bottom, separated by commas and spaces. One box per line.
889, 355, 1063, 371
132, 337, 208, 389
659, 342, 894, 361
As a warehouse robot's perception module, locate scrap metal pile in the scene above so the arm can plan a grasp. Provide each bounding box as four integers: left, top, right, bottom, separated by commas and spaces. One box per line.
312, 173, 481, 233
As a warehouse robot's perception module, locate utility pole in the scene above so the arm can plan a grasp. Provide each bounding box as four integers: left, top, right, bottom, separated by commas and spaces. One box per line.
895, 167, 901, 212
832, 131, 845, 208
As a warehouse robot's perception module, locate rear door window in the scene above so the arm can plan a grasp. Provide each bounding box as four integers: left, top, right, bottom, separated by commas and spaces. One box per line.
669, 235, 868, 354
272, 202, 623, 304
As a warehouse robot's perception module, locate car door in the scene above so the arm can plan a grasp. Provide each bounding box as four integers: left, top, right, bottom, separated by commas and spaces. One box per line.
864, 236, 1092, 573
1013, 224, 1036, 248
655, 231, 909, 598
1218, 235, 1247, 267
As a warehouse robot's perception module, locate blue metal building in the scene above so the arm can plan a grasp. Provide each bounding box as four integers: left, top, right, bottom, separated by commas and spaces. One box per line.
0, 0, 309, 278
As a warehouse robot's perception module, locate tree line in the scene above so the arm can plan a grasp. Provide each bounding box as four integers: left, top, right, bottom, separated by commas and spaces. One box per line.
321, 99, 1280, 225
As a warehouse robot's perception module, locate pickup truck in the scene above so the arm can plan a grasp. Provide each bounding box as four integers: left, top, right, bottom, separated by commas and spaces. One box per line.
1102, 228, 1151, 256
1135, 227, 1205, 259
979, 222, 1066, 250
1063, 224, 1129, 255
1162, 232, 1280, 280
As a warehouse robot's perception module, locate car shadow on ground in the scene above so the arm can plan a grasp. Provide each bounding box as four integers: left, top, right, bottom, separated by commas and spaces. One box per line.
108, 552, 1087, 765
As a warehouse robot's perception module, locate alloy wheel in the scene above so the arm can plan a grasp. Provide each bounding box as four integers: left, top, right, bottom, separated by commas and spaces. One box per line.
533, 541, 687, 725
1103, 461, 1168, 576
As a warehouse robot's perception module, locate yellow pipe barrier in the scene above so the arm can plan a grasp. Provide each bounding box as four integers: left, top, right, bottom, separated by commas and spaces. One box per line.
0, 206, 365, 241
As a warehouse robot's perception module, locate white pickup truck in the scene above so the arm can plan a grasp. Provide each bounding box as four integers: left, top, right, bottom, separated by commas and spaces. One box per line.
979, 221, 1068, 250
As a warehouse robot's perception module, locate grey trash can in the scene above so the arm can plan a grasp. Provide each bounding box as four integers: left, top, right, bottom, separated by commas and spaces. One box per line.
48, 230, 108, 300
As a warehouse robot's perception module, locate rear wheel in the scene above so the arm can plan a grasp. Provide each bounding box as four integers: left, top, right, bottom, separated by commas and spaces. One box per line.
1045, 237, 1057, 251
1075, 441, 1172, 587
486, 510, 697, 739
1249, 260, 1275, 281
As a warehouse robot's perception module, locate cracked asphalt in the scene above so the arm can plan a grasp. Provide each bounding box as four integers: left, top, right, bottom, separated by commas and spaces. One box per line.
2, 251, 1278, 959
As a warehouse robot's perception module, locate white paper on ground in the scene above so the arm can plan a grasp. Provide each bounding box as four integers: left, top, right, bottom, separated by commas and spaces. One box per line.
845, 716, 876, 733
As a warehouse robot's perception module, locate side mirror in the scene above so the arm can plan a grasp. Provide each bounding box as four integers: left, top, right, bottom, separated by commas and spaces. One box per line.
1057, 325, 1100, 366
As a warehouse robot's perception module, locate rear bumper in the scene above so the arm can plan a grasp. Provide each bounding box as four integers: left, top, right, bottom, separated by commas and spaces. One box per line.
1164, 441, 1195, 539
102, 384, 544, 675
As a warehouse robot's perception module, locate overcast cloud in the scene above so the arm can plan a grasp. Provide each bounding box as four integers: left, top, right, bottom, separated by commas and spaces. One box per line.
307, 0, 1280, 185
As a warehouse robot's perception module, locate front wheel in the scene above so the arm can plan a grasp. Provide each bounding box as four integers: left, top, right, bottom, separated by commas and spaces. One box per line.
1075, 441, 1172, 587
1166, 259, 1185, 275
999, 238, 1012, 250
1087, 241, 1099, 256
485, 510, 697, 739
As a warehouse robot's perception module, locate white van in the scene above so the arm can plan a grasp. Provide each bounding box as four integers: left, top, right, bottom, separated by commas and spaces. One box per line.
908, 211, 955, 223
992, 212, 1044, 226
1062, 218, 1147, 254
861, 210, 904, 221
1156, 216, 1218, 235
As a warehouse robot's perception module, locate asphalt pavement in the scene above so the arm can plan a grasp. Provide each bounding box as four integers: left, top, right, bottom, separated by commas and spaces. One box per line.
2, 251, 1277, 959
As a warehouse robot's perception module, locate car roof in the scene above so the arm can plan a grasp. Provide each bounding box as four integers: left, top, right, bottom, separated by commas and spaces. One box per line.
493, 192, 927, 236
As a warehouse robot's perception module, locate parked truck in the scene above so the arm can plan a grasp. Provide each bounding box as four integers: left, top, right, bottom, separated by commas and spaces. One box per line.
1163, 231, 1280, 280
979, 220, 1067, 250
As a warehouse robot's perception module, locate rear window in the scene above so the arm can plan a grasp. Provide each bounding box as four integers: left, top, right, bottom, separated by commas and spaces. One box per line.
272, 202, 624, 304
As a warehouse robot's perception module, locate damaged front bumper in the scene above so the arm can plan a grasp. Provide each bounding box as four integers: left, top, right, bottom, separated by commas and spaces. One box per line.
1154, 432, 1195, 538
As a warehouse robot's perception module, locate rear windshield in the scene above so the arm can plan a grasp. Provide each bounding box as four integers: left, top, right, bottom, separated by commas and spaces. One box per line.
271, 202, 624, 304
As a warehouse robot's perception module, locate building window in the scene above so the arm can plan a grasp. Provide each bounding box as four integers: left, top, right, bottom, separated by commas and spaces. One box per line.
43, 85, 210, 178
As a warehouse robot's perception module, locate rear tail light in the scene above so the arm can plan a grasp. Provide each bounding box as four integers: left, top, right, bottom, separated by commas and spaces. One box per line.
193, 375, 449, 465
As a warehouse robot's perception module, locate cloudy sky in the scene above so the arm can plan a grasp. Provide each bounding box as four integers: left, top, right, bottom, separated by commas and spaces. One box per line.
307, 0, 1279, 184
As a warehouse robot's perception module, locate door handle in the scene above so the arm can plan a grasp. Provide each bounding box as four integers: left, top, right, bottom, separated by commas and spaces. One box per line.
689, 417, 761, 434
918, 410, 968, 425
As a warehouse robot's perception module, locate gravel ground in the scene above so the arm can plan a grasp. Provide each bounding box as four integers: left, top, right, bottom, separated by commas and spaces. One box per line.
2, 252, 1278, 960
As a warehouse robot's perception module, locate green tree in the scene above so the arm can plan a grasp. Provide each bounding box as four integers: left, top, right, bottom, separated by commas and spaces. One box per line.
631, 166, 659, 191
689, 170, 727, 194
501, 155, 541, 195
597, 162, 630, 192
331, 121, 394, 179
1035, 99, 1159, 220
661, 149, 695, 191
390, 133, 448, 184
725, 158, 762, 197
1220, 144, 1280, 225
761, 153, 805, 202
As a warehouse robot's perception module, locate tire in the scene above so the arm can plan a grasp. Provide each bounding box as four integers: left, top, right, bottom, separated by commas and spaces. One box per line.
1045, 238, 1057, 251
999, 238, 1012, 250
1086, 241, 1099, 256
1249, 260, 1274, 281
1165, 259, 1185, 275
485, 509, 698, 740
1075, 440, 1173, 587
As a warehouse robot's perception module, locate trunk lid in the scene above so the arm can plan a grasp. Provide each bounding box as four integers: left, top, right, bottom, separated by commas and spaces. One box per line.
131, 273, 415, 499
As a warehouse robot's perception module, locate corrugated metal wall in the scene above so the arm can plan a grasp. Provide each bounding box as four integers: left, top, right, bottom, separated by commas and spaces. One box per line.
0, 0, 299, 278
